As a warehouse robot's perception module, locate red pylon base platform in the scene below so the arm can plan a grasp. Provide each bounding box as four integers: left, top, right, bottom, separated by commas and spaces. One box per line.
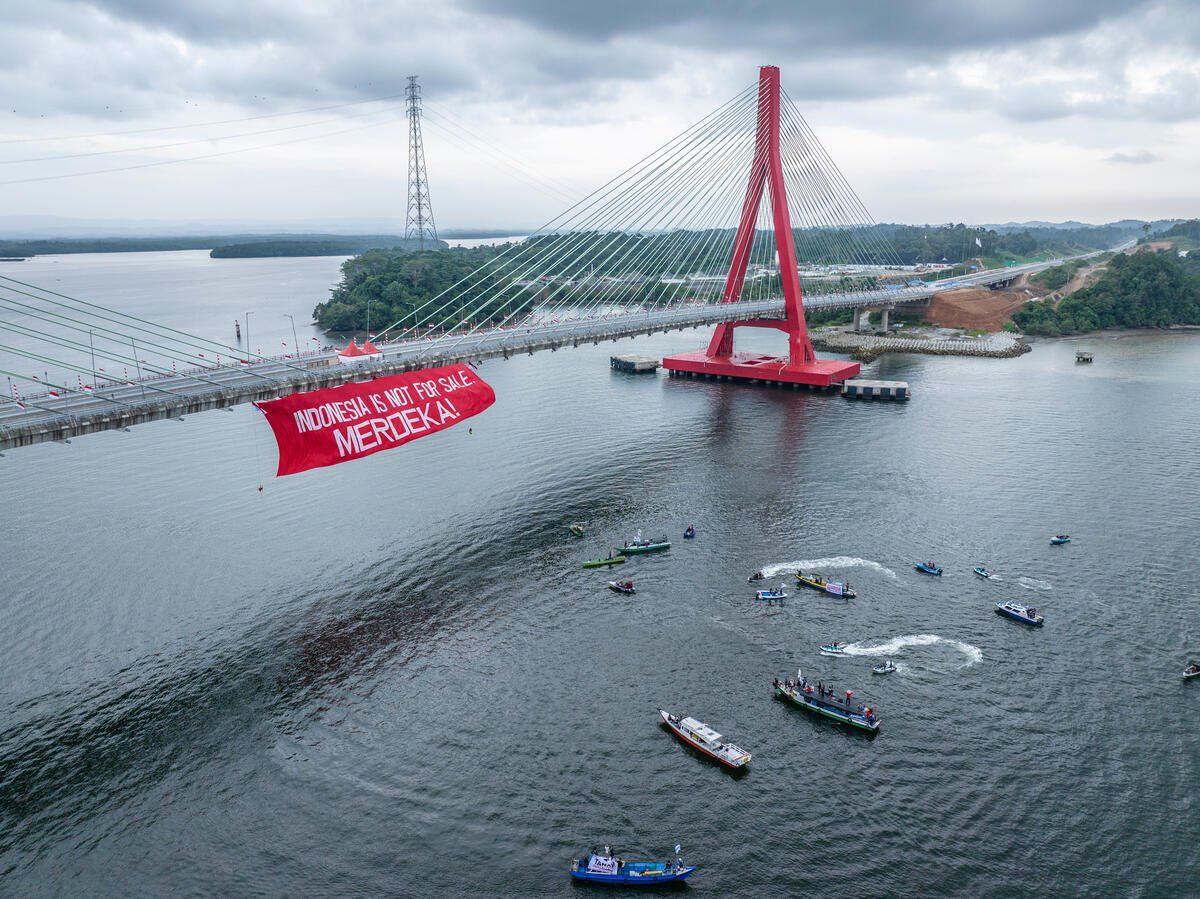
661, 349, 860, 387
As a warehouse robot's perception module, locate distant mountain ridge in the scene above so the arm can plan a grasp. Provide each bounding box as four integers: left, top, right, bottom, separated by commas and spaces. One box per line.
979, 219, 1183, 233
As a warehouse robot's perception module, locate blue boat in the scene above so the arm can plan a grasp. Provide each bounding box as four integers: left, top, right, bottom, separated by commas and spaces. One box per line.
755, 588, 787, 601
683, 526, 697, 539
973, 566, 992, 579
1050, 534, 1071, 545
996, 600, 1044, 627
569, 847, 696, 885
914, 561, 943, 576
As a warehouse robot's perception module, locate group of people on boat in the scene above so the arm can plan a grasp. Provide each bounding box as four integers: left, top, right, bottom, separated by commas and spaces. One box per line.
623, 529, 668, 549
774, 674, 876, 724
1185, 660, 1200, 677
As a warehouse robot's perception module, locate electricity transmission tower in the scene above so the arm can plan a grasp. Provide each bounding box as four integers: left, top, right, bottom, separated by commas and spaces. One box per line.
404, 75, 438, 249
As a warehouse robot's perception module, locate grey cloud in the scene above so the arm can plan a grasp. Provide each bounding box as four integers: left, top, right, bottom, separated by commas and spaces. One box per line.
466, 0, 1148, 51
2, 0, 1198, 130
1107, 149, 1159, 164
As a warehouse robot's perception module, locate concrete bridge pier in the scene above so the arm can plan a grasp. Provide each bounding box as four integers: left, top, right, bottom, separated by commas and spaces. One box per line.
879, 306, 891, 333
853, 308, 868, 332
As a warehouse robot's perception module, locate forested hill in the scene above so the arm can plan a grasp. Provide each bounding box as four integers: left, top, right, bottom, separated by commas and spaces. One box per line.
871, 221, 1140, 265
0, 233, 446, 258
1013, 249, 1200, 335
312, 221, 1150, 332
209, 236, 444, 258
313, 246, 515, 332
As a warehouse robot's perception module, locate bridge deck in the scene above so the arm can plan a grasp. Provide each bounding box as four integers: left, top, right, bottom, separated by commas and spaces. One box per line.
0, 251, 1108, 450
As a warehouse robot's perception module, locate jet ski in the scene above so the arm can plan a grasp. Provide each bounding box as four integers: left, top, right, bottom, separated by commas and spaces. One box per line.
748, 570, 766, 582
607, 581, 636, 595
1050, 535, 1071, 545
973, 566, 992, 579
871, 661, 897, 675
1183, 661, 1200, 680
683, 526, 696, 539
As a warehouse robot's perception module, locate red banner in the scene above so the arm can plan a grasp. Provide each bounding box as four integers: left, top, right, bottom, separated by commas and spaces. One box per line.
255, 364, 495, 476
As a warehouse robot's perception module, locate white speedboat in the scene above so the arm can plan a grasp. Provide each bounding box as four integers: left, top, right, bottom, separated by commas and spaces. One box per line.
658, 711, 751, 769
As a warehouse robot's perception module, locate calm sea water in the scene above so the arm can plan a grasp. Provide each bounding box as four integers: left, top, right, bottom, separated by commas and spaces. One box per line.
1, 252, 1198, 896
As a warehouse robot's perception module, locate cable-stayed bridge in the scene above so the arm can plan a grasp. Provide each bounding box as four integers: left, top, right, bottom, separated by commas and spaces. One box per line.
0, 66, 1113, 452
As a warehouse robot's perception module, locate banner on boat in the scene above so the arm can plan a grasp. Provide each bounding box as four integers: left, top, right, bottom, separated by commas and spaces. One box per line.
587, 856, 619, 875
827, 582, 844, 596
255, 364, 495, 476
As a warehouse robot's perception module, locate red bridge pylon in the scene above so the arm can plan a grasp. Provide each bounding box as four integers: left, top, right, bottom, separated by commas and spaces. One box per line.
662, 66, 861, 388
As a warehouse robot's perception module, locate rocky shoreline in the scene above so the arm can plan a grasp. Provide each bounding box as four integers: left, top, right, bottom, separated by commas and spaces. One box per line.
810, 327, 1032, 361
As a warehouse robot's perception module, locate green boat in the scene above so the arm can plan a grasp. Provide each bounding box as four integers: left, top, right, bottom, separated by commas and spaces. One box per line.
583, 556, 627, 568
772, 675, 880, 733
619, 539, 671, 555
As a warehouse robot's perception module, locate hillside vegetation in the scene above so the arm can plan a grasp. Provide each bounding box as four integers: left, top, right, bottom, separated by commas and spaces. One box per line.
1012, 249, 1200, 336
314, 221, 1136, 332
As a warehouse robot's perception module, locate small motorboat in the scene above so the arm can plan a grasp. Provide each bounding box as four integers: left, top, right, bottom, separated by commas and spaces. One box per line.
995, 600, 1044, 627
755, 587, 788, 601
607, 581, 636, 595
569, 846, 696, 885
658, 710, 751, 769
583, 555, 626, 568
973, 566, 992, 579
748, 570, 766, 582
683, 526, 696, 539
1183, 661, 1200, 680
1050, 535, 1071, 545
872, 661, 897, 675
568, 523, 585, 538
914, 561, 943, 576
820, 642, 848, 656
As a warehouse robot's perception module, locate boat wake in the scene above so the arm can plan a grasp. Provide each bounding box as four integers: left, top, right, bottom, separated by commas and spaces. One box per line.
761, 556, 898, 580
1018, 576, 1053, 593
841, 634, 983, 667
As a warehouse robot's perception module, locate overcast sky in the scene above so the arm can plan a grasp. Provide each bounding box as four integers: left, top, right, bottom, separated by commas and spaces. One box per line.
1, 0, 1197, 233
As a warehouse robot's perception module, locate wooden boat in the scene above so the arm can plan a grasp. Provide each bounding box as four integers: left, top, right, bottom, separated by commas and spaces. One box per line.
607, 581, 635, 595
796, 570, 855, 598
773, 675, 880, 733
583, 556, 626, 568
658, 710, 750, 769
995, 600, 1044, 627
569, 847, 696, 885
